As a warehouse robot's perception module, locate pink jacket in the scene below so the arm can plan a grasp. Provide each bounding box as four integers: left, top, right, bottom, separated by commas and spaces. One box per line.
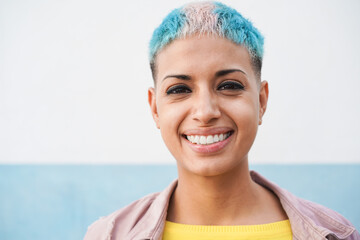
84, 171, 359, 240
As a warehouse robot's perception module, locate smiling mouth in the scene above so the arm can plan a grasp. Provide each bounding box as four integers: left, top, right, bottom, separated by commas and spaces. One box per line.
183, 131, 233, 145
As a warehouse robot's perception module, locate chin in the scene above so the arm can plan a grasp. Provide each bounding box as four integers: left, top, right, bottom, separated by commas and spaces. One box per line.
177, 156, 245, 178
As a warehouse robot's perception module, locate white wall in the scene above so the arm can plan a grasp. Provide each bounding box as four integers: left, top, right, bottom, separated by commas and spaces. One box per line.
1, 0, 359, 164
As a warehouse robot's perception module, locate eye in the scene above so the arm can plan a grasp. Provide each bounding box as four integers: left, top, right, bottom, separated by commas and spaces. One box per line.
166, 85, 192, 95
217, 81, 244, 91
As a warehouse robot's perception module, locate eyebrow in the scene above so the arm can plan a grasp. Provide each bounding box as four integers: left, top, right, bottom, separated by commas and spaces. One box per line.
215, 69, 247, 77
162, 69, 246, 82
162, 74, 191, 82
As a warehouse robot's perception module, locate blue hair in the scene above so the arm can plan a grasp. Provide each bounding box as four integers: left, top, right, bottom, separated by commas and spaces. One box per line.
149, 8, 186, 63
213, 2, 264, 59
149, 1, 264, 79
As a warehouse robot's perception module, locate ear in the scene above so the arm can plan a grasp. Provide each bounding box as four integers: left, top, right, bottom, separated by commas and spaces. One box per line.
258, 81, 269, 125
148, 87, 160, 129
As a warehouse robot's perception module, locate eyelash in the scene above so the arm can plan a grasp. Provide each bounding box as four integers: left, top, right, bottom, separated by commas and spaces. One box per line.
166, 81, 244, 95
217, 81, 244, 91
166, 85, 191, 95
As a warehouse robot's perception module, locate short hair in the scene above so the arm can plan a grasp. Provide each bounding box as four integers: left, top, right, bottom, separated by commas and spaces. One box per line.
149, 1, 264, 81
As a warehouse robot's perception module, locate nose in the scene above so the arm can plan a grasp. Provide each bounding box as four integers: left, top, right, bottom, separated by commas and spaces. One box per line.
191, 89, 221, 125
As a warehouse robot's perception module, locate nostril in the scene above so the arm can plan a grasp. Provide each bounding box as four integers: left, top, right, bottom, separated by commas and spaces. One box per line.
191, 105, 221, 123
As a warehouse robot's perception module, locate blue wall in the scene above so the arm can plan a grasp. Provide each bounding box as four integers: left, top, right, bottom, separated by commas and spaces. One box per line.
0, 164, 359, 240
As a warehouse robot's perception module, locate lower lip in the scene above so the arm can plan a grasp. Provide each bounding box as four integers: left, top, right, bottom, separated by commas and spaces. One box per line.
184, 134, 233, 154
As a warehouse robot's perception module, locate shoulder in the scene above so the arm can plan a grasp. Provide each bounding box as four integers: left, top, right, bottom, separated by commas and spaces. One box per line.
250, 171, 360, 239
295, 196, 352, 225
289, 195, 360, 239
83, 179, 178, 240
83, 192, 160, 240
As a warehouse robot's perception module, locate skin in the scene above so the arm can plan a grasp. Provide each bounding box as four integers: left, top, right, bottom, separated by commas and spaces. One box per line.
148, 35, 288, 225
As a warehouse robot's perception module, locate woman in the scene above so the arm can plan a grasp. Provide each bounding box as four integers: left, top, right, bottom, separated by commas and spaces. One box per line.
84, 2, 359, 239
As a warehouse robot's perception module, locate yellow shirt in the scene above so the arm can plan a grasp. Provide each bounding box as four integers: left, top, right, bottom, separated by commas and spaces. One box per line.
162, 220, 292, 240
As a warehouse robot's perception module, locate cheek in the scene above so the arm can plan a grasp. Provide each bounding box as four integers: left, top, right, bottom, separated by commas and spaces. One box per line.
223, 97, 259, 132
157, 101, 189, 146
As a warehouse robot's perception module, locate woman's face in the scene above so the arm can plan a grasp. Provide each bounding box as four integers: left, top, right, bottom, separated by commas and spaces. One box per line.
148, 35, 268, 177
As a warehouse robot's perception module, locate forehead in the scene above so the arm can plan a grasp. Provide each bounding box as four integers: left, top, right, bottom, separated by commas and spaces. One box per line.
155, 35, 255, 82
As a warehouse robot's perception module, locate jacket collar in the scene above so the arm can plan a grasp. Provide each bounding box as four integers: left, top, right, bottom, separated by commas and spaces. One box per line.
128, 171, 356, 240
250, 171, 356, 240
126, 180, 177, 240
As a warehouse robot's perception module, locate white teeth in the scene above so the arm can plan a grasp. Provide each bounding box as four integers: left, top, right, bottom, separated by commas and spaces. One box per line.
186, 132, 231, 145
219, 134, 224, 141
206, 135, 214, 144
194, 135, 199, 144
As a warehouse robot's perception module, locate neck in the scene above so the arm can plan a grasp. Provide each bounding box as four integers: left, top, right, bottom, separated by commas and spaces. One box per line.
167, 162, 288, 225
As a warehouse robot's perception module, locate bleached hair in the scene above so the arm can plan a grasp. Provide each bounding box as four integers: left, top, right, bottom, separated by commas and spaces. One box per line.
149, 1, 264, 80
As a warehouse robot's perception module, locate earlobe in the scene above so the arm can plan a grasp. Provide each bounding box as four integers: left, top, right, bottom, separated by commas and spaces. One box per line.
258, 81, 269, 125
148, 87, 160, 129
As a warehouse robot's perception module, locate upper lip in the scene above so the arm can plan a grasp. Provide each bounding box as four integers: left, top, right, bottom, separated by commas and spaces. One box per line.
182, 127, 233, 136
